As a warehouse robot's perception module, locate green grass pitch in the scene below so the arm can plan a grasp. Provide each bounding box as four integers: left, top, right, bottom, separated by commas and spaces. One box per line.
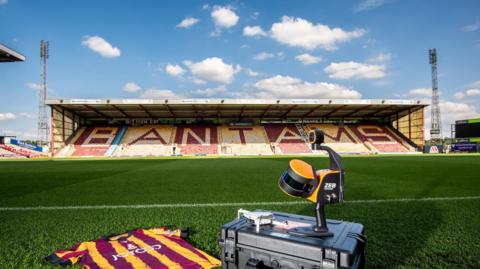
1, 155, 480, 268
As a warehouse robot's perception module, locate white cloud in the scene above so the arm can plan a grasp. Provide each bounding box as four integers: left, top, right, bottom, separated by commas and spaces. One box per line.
253, 75, 361, 99
462, 18, 480, 32
324, 61, 385, 79
243, 25, 267, 37
251, 12, 260, 20
407, 88, 431, 97
466, 88, 480, 96
202, 4, 210, 10
123, 82, 141, 93
453, 92, 465, 100
254, 52, 274, 61
454, 92, 465, 100
372, 80, 390, 87
0, 113, 16, 121
177, 17, 200, 28
467, 80, 480, 88
195, 85, 227, 97
165, 64, 186, 77
440, 102, 479, 122
270, 16, 365, 51
140, 88, 183, 99
246, 69, 259, 77
0, 129, 37, 140
26, 82, 42, 90
81, 36, 120, 58
354, 0, 389, 13
211, 6, 239, 28
210, 30, 222, 37
295, 53, 322, 65
368, 52, 392, 63
19, 112, 35, 119
184, 57, 240, 84
192, 78, 207, 85
452, 88, 480, 100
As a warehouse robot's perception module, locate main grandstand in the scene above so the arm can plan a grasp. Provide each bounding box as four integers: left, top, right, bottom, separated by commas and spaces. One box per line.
46, 98, 427, 157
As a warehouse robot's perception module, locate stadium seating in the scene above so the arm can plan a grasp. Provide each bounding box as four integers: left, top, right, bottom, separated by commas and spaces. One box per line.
71, 127, 118, 157
306, 124, 371, 153
55, 144, 75, 157
56, 122, 418, 157
0, 144, 40, 158
0, 145, 24, 158
219, 125, 273, 155
174, 125, 219, 155
264, 124, 311, 154
105, 126, 128, 156
114, 125, 174, 157
348, 124, 411, 153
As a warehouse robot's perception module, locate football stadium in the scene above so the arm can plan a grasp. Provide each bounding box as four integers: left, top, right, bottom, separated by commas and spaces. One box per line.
1, 98, 480, 269
1, 1, 480, 269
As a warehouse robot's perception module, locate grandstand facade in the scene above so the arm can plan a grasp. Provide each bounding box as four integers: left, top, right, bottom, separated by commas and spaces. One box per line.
46, 99, 427, 157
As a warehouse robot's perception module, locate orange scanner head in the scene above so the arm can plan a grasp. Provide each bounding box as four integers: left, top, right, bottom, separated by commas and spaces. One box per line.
278, 159, 319, 199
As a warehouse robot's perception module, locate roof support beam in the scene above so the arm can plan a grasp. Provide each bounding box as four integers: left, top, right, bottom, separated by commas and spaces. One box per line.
322, 105, 347, 118
164, 104, 176, 118
56, 105, 80, 120
301, 105, 324, 118
191, 105, 198, 118
363, 105, 395, 118
84, 105, 110, 119
281, 105, 297, 119
215, 105, 222, 120
260, 105, 272, 119
392, 105, 417, 119
238, 105, 247, 121
138, 105, 155, 118
342, 105, 372, 118
111, 105, 130, 118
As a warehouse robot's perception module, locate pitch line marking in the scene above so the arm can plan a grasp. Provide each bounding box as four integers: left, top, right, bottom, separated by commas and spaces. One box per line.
1, 196, 479, 211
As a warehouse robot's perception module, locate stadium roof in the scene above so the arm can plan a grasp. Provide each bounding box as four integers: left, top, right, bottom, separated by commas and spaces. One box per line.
47, 98, 428, 121
0, 43, 26, 62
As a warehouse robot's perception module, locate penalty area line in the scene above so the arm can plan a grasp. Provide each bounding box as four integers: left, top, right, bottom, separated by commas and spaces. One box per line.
1, 196, 480, 211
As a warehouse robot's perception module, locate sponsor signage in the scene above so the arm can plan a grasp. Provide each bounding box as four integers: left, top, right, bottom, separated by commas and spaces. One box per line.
423, 145, 444, 154
10, 139, 44, 152
122, 99, 153, 104
70, 99, 102, 104
383, 99, 415, 105
340, 99, 371, 104
451, 143, 478, 153
291, 99, 321, 104
181, 99, 210, 104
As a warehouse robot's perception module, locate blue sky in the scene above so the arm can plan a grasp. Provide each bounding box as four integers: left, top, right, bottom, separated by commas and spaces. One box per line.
1, 0, 479, 139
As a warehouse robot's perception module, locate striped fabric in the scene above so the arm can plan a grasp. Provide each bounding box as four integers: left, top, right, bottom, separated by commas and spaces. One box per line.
46, 227, 220, 269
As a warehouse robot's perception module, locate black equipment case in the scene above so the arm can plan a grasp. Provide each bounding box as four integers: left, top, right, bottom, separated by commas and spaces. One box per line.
219, 210, 366, 269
